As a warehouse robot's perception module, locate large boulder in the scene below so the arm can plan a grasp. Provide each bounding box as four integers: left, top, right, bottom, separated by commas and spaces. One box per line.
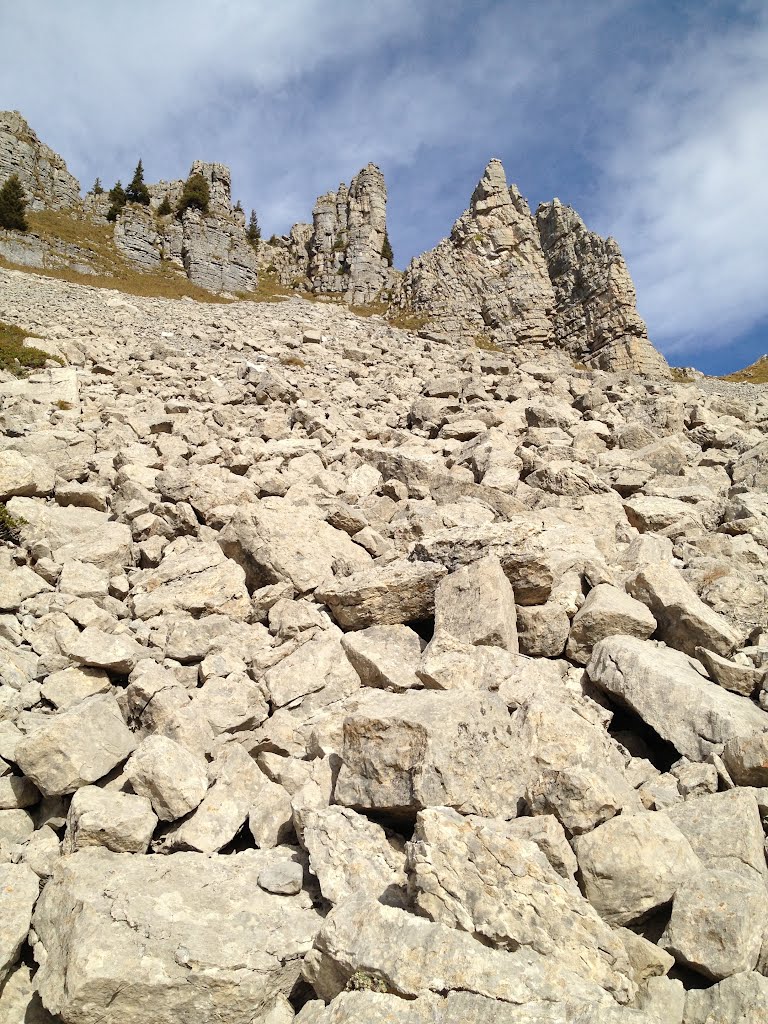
32, 849, 323, 1024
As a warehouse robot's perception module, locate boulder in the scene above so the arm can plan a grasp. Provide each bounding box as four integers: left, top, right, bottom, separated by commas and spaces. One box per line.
0, 863, 39, 984
316, 559, 448, 630
341, 624, 424, 691
566, 584, 656, 664
33, 849, 322, 1024
587, 636, 768, 760
431, 554, 518, 653
63, 785, 157, 854
14, 695, 136, 796
124, 734, 209, 821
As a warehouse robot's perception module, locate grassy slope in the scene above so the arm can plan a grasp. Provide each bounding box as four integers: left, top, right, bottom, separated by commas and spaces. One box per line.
721, 356, 768, 385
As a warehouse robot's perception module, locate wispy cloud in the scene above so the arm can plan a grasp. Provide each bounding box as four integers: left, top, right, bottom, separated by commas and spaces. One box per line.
592, 4, 768, 357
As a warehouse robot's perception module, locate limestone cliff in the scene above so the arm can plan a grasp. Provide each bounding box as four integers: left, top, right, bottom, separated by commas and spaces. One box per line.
0, 111, 81, 210
395, 159, 555, 345
113, 161, 258, 294
307, 163, 392, 304
536, 199, 669, 376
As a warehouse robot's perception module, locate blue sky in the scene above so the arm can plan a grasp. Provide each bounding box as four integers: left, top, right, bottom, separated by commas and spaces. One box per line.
1, 0, 767, 374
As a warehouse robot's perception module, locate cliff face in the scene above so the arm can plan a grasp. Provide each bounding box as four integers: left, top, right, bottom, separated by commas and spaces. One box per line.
395, 159, 669, 377
0, 111, 80, 210
395, 159, 556, 345
307, 163, 392, 304
113, 161, 258, 294
536, 199, 669, 376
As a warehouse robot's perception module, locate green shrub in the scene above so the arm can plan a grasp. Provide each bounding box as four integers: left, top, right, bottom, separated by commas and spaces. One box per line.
381, 229, 393, 266
0, 175, 28, 231
157, 194, 172, 216
176, 173, 210, 216
0, 320, 62, 376
125, 159, 150, 206
92, 177, 104, 195
106, 180, 126, 222
0, 502, 26, 545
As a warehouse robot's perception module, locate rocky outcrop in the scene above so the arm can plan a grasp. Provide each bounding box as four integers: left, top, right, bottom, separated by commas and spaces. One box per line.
396, 159, 555, 345
113, 162, 258, 293
258, 222, 313, 287
0, 111, 80, 210
394, 158, 669, 377
536, 198, 669, 376
307, 163, 392, 304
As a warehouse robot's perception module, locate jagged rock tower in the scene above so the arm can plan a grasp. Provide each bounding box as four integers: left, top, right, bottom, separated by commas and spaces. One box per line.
395, 158, 669, 376
307, 163, 392, 305
395, 159, 556, 345
536, 199, 670, 376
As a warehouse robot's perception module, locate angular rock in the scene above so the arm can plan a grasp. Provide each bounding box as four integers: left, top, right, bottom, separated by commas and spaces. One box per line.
124, 734, 209, 821
334, 689, 524, 818
316, 559, 447, 630
574, 811, 701, 926
566, 584, 656, 665
63, 785, 157, 854
660, 868, 768, 980
264, 634, 359, 710
341, 624, 424, 691
626, 564, 740, 657
587, 636, 768, 760
432, 554, 518, 653
684, 972, 768, 1024
14, 695, 136, 796
0, 863, 38, 984
666, 788, 768, 882
33, 849, 322, 1024
63, 626, 146, 674
406, 808, 634, 1001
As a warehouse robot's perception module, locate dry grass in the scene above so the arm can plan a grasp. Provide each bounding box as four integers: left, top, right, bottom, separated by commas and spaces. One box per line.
475, 334, 504, 353
721, 357, 768, 385
669, 367, 695, 384
0, 320, 63, 376
238, 272, 296, 304
279, 353, 307, 367
385, 308, 429, 331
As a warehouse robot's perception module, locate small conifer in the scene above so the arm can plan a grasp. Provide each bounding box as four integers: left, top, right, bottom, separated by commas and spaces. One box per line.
125, 160, 150, 206
157, 194, 172, 216
246, 210, 261, 248
0, 175, 29, 232
92, 177, 104, 195
106, 180, 126, 222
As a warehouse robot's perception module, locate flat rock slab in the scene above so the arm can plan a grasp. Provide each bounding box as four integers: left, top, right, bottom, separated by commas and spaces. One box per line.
316, 559, 447, 629
33, 849, 323, 1024
0, 863, 39, 985
587, 636, 768, 760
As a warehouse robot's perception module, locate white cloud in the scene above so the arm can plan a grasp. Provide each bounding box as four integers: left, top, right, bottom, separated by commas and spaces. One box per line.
594, 6, 768, 356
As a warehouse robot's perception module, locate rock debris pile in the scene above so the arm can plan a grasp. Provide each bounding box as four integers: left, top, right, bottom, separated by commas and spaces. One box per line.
0, 266, 768, 1023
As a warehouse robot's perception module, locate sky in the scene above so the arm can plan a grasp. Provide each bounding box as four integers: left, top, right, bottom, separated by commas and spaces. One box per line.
1, 0, 767, 374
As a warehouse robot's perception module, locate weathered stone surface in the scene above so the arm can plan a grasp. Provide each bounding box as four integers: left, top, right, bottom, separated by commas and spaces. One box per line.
264, 634, 359, 710
684, 972, 768, 1024
307, 163, 391, 304
33, 849, 322, 1024
14, 695, 136, 796
0, 963, 55, 1024
6, 498, 132, 573
587, 636, 768, 760
316, 559, 447, 629
396, 159, 555, 348
341, 624, 424, 691
661, 868, 768, 980
63, 626, 146, 674
536, 198, 670, 376
124, 734, 208, 821
219, 507, 371, 594
0, 110, 80, 210
301, 805, 406, 906
0, 863, 39, 984
432, 554, 518, 653
666, 789, 768, 882
63, 785, 157, 854
303, 892, 616, 1008
406, 808, 634, 1002
573, 811, 701, 926
626, 564, 740, 657
566, 584, 656, 664
334, 689, 524, 818
0, 450, 55, 500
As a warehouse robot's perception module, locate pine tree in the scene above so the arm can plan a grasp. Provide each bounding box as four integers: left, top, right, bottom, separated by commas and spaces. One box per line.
176, 173, 210, 216
381, 230, 393, 267
92, 177, 104, 195
106, 180, 126, 222
246, 209, 261, 248
157, 194, 172, 216
0, 175, 29, 232
125, 159, 150, 206
234, 199, 243, 214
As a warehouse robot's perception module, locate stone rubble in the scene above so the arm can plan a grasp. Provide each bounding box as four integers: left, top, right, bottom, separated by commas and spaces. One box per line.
0, 255, 766, 1024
